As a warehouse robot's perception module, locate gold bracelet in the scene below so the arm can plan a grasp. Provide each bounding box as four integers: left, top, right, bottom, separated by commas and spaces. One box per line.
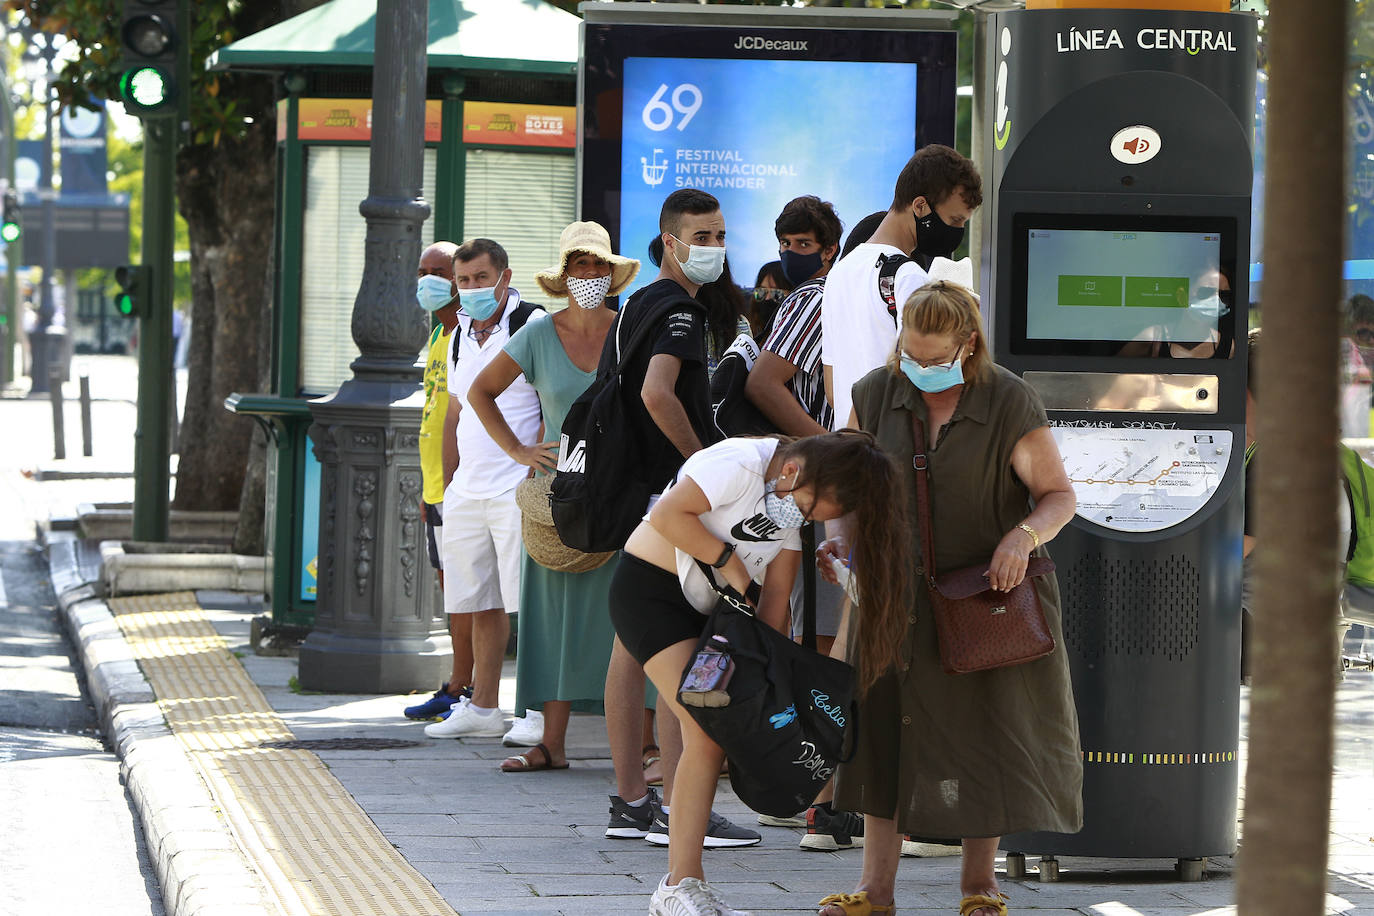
1017, 522, 1040, 549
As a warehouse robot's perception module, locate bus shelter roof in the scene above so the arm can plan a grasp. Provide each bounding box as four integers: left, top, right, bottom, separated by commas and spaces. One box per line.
208, 0, 579, 75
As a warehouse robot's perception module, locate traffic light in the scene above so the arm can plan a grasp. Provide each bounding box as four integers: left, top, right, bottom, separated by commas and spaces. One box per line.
0, 189, 19, 244
114, 265, 149, 318
119, 1, 177, 117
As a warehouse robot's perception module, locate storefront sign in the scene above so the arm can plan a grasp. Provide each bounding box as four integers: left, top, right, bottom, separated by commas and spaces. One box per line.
463, 101, 577, 148
279, 98, 443, 142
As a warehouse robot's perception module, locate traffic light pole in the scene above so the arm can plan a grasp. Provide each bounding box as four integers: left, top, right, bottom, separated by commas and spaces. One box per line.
132, 116, 175, 542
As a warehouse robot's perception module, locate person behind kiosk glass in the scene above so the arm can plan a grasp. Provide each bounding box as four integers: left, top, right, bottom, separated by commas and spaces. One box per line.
403, 240, 480, 721
817, 281, 1081, 916
610, 430, 911, 916
601, 189, 759, 850
820, 145, 982, 431
467, 221, 641, 772
427, 238, 546, 744
1118, 265, 1235, 359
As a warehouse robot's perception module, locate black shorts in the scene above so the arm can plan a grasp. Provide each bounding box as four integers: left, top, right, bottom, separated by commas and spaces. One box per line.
609, 552, 708, 666
425, 501, 443, 571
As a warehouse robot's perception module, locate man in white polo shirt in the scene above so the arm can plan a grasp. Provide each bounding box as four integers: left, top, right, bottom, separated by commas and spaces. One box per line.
428, 238, 545, 740
821, 144, 982, 428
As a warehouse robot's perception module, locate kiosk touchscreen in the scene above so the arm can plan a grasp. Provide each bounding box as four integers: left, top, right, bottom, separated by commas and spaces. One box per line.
982, 5, 1256, 873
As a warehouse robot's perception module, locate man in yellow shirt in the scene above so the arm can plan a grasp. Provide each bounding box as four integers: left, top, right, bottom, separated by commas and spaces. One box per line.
406, 241, 472, 719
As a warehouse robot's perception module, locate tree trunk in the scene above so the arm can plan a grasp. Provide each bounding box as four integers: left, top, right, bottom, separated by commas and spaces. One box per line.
171, 107, 276, 513
171, 0, 327, 535
1236, 2, 1347, 914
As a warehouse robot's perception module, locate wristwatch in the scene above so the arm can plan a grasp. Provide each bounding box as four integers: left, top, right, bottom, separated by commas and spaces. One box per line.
711, 542, 736, 569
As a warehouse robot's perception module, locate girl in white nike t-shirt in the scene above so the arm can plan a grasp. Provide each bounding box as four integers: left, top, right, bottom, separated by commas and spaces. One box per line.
608, 431, 910, 916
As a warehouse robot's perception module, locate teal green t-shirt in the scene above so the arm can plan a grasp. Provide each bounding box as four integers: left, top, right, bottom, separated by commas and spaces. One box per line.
503, 316, 596, 474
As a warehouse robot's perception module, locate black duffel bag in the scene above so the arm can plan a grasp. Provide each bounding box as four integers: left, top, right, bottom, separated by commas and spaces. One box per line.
676, 562, 858, 817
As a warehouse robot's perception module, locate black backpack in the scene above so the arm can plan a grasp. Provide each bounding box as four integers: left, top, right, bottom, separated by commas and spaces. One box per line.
709, 331, 777, 438
450, 300, 544, 367
549, 297, 690, 552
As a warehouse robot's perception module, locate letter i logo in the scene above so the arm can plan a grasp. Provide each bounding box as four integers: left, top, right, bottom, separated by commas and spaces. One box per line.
994, 26, 1012, 151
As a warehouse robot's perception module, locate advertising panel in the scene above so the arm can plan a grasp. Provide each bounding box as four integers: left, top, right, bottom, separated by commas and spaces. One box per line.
279, 99, 443, 142
582, 16, 957, 298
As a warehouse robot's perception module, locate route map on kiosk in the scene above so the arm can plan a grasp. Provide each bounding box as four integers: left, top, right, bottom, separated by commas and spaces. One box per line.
1051, 426, 1234, 533
1026, 228, 1224, 344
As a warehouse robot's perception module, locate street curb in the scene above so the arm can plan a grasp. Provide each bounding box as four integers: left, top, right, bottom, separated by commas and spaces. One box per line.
46, 540, 280, 916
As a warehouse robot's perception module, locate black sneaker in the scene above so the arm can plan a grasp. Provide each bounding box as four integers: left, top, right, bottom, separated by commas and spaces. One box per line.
799, 804, 865, 851
605, 788, 661, 839
645, 809, 762, 848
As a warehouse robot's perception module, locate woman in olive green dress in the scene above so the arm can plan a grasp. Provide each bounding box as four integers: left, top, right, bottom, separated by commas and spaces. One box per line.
817, 281, 1082, 916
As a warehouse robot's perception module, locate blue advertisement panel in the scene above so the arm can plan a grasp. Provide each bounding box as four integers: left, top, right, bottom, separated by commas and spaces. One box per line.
300, 448, 321, 602
617, 57, 918, 297
581, 15, 957, 293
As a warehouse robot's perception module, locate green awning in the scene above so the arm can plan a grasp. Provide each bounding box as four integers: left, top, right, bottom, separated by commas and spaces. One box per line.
208, 0, 579, 76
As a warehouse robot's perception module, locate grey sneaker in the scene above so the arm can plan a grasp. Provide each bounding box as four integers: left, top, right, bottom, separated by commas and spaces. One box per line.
649, 874, 753, 916
605, 788, 661, 839
645, 809, 762, 848
901, 835, 961, 857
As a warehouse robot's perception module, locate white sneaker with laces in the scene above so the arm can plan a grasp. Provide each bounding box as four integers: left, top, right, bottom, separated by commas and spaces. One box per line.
503, 708, 545, 747
649, 874, 752, 916
423, 696, 506, 738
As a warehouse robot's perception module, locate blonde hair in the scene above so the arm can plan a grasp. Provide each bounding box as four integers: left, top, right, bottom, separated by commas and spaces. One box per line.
887, 281, 992, 383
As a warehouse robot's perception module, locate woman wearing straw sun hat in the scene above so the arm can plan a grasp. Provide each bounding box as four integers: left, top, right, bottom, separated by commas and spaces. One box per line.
468, 221, 639, 772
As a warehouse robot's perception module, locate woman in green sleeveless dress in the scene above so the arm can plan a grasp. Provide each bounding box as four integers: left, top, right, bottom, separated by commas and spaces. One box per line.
817, 281, 1082, 916
468, 222, 639, 772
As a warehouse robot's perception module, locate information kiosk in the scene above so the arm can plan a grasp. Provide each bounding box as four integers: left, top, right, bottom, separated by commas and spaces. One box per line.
980, 5, 1256, 878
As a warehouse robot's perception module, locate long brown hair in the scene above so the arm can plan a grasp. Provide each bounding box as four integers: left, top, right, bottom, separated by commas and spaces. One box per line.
777, 431, 912, 693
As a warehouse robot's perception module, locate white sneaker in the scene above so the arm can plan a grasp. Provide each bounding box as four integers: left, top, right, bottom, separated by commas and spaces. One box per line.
901, 837, 961, 857
423, 696, 506, 738
756, 811, 807, 828
649, 874, 752, 916
502, 709, 545, 747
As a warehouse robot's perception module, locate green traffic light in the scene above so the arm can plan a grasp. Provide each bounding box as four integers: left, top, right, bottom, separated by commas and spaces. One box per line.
122, 66, 169, 109
0, 221, 19, 244
115, 293, 135, 317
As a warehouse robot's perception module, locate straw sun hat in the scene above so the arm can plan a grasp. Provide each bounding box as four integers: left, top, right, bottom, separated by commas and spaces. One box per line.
514, 475, 615, 574
535, 221, 640, 300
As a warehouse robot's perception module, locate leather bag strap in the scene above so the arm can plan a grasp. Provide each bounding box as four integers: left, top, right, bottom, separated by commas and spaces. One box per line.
909, 412, 937, 584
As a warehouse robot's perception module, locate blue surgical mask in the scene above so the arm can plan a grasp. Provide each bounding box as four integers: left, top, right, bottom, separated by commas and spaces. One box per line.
416, 274, 455, 312
670, 235, 727, 285
458, 285, 502, 321
763, 478, 807, 529
900, 352, 965, 393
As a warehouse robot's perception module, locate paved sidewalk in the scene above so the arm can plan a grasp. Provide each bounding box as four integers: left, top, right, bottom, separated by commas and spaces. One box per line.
44, 545, 1374, 916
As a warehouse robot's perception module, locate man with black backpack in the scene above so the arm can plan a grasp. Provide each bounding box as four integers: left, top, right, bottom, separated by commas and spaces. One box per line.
587, 189, 759, 850
821, 145, 982, 430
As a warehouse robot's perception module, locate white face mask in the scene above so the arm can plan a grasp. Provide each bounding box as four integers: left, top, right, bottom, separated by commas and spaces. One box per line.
670, 235, 727, 285
566, 274, 612, 310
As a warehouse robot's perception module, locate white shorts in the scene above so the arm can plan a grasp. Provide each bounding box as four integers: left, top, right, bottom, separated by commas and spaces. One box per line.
441, 486, 522, 615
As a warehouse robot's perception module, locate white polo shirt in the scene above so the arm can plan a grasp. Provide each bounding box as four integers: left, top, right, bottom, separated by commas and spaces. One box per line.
819, 243, 929, 429
449, 289, 545, 500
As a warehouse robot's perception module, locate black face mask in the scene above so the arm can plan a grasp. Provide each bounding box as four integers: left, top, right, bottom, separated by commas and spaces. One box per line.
779, 248, 824, 287
914, 206, 965, 259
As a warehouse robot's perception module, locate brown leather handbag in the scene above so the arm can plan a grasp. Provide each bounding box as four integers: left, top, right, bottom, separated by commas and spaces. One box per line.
911, 413, 1056, 674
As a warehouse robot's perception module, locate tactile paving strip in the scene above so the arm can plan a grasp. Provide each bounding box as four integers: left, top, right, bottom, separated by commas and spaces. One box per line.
108, 592, 458, 916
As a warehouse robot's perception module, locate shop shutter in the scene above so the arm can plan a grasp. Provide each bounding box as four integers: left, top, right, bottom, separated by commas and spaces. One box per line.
462, 148, 576, 313
299, 147, 438, 394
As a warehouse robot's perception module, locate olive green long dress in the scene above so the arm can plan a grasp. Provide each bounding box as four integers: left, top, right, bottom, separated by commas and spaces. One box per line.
834, 363, 1083, 839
